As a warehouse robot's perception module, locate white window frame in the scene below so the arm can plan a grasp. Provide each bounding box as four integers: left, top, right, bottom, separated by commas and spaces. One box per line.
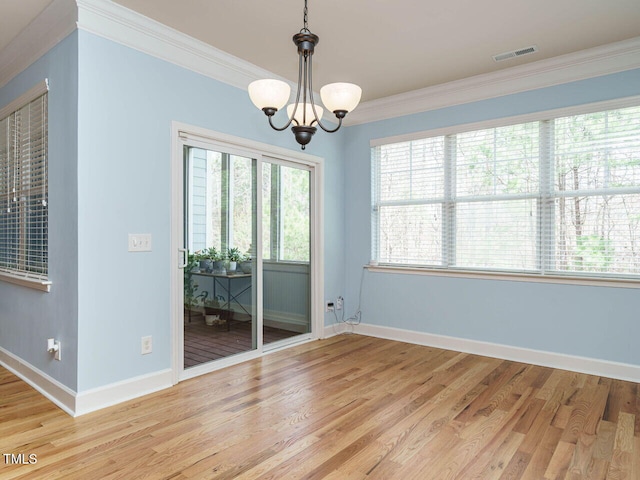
0, 80, 51, 292
370, 95, 640, 288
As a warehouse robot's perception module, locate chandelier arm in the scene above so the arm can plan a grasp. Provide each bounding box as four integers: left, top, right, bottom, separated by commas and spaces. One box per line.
288, 48, 305, 126
306, 53, 344, 133
314, 115, 344, 133
302, 53, 309, 126
267, 115, 292, 132
264, 48, 307, 132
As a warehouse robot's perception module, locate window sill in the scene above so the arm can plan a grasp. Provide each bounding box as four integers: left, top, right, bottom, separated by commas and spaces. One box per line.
365, 264, 640, 289
0, 271, 51, 292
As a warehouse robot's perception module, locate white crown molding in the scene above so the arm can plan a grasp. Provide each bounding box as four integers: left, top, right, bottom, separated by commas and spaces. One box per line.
75, 0, 287, 89
0, 0, 77, 90
74, 0, 640, 126
346, 36, 640, 126
2, 0, 639, 130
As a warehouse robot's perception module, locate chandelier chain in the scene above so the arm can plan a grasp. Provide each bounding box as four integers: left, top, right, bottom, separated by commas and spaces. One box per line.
301, 0, 310, 33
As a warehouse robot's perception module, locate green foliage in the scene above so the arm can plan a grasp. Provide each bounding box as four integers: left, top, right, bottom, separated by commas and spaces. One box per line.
202, 246, 223, 261
227, 247, 242, 262
184, 252, 205, 309
574, 235, 615, 272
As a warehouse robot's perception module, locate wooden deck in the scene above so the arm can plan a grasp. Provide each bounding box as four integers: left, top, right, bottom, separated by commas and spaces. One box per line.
184, 316, 300, 367
1, 334, 639, 479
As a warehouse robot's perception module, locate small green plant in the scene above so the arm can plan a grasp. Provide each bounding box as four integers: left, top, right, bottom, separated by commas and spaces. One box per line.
184, 251, 206, 311
204, 246, 223, 262
227, 247, 242, 263
193, 250, 207, 262
202, 293, 223, 309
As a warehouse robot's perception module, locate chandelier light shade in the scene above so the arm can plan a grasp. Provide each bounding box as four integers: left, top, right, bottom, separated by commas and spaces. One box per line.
247, 0, 362, 149
286, 103, 324, 126
248, 79, 291, 111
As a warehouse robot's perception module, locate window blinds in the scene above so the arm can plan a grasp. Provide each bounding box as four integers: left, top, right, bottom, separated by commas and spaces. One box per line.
371, 104, 640, 279
0, 92, 48, 281
550, 107, 640, 275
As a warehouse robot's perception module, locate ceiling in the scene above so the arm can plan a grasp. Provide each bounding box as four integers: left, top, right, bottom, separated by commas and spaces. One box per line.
2, 0, 640, 102
0, 0, 54, 52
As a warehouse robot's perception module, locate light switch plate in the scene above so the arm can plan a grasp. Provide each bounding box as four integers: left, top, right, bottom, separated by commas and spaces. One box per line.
128, 233, 152, 252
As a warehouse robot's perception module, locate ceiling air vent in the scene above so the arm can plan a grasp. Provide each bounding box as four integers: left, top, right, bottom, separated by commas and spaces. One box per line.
493, 45, 539, 62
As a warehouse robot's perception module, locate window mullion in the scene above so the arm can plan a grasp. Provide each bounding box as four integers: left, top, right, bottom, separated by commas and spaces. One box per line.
371, 148, 380, 263
539, 120, 555, 274
270, 163, 281, 260
443, 134, 456, 267
221, 153, 231, 252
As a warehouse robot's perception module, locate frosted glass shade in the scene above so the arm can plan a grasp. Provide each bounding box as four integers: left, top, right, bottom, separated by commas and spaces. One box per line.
320, 82, 362, 113
248, 79, 291, 110
287, 103, 324, 126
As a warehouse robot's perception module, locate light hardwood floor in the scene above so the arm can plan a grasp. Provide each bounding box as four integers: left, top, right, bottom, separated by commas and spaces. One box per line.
1, 335, 639, 479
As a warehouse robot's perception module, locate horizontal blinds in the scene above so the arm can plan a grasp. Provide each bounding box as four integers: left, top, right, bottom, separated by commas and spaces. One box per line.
454, 123, 539, 271
377, 138, 445, 203
549, 106, 640, 276
372, 103, 640, 278
373, 137, 445, 265
0, 93, 48, 280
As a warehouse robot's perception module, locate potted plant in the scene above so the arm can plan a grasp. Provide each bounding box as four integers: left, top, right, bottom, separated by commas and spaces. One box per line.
240, 249, 253, 274
205, 246, 225, 273
202, 292, 225, 326
184, 252, 206, 321
195, 249, 212, 273
227, 247, 242, 273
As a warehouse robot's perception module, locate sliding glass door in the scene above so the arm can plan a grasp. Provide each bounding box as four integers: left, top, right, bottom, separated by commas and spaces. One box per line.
262, 159, 312, 347
174, 128, 320, 379
183, 146, 258, 368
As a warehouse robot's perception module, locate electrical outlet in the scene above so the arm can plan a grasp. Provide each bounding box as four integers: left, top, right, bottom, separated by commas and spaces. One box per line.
326, 301, 335, 312
336, 296, 344, 311
141, 335, 152, 355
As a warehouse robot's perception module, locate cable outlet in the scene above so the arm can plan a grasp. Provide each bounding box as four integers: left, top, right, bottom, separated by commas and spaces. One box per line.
336, 296, 344, 311
47, 338, 61, 361
141, 335, 152, 355
326, 301, 335, 312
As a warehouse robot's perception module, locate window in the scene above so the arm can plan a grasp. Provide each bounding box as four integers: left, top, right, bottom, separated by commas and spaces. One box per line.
187, 149, 310, 263
0, 86, 48, 285
372, 103, 640, 279
187, 148, 253, 256
262, 162, 310, 262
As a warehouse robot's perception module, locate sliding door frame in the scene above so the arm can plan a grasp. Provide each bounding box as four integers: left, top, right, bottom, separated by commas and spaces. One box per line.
170, 122, 325, 384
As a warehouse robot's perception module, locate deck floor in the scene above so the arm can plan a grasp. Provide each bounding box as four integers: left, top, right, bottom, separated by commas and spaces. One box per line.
184, 314, 300, 367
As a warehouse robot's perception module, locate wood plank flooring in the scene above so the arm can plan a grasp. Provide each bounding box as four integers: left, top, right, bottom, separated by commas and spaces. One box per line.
1, 334, 639, 479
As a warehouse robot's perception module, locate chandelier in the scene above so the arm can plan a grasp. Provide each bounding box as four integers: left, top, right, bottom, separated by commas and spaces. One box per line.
248, 0, 362, 150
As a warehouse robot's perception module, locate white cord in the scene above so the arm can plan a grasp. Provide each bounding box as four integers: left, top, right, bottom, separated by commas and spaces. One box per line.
334, 266, 365, 330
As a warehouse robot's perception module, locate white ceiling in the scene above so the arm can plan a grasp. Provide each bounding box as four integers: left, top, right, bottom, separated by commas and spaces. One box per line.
2, 0, 640, 102
0, 0, 54, 51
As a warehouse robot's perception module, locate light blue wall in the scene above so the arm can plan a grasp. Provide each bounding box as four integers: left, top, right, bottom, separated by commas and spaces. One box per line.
343, 69, 640, 367
76, 30, 345, 391
5, 24, 637, 398
0, 32, 79, 389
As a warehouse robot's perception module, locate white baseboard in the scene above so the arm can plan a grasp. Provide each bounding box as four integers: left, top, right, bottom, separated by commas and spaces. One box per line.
323, 322, 347, 339
74, 369, 173, 416
264, 310, 309, 333
0, 346, 173, 416
351, 323, 640, 383
0, 346, 76, 416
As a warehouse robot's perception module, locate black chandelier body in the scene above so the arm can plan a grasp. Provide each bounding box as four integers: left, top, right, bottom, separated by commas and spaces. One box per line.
248, 0, 361, 150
